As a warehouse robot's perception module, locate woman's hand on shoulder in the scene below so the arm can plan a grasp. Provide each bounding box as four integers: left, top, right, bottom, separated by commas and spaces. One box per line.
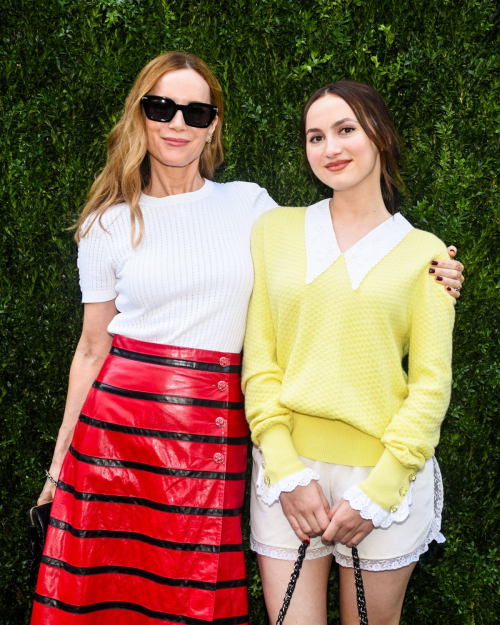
430, 246, 465, 299
322, 499, 373, 548
279, 481, 330, 542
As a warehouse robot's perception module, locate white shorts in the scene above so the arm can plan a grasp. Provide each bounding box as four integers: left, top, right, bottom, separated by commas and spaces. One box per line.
250, 447, 445, 571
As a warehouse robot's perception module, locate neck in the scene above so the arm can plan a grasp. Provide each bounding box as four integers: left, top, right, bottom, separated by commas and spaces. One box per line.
329, 174, 390, 225
144, 158, 205, 197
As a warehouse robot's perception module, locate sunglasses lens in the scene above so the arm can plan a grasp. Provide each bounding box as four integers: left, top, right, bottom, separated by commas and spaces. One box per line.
143, 98, 175, 122
184, 103, 214, 128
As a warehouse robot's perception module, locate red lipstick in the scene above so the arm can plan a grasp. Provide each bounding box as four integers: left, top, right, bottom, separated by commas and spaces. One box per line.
326, 160, 351, 172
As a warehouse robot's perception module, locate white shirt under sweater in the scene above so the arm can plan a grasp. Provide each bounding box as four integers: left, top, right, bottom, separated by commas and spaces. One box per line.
77, 180, 277, 352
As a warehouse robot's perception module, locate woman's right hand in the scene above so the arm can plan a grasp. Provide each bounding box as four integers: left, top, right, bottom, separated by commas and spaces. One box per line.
279, 480, 330, 542
37, 476, 58, 506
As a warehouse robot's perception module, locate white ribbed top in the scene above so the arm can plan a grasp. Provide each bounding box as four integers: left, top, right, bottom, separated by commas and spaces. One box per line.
77, 180, 277, 352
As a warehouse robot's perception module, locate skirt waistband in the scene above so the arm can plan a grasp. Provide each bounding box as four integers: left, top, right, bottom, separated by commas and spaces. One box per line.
112, 335, 242, 372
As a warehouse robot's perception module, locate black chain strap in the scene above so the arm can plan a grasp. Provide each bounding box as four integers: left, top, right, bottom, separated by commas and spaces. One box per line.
274, 542, 368, 625
352, 546, 369, 624
276, 541, 309, 625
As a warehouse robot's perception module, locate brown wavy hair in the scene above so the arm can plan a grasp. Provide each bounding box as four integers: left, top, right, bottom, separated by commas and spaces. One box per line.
301, 80, 404, 214
75, 51, 224, 246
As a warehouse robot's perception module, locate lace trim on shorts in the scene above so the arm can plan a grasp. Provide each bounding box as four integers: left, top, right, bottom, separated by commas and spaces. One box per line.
250, 536, 334, 561
334, 457, 445, 571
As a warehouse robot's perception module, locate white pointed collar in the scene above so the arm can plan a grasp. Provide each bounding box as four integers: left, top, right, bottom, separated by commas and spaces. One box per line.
305, 199, 414, 289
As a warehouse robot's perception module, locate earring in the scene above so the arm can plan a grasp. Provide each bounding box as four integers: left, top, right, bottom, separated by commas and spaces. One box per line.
206, 135, 213, 144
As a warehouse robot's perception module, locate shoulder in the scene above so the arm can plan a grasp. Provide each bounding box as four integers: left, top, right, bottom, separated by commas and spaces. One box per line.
79, 202, 130, 242
214, 180, 267, 196
405, 227, 449, 259
256, 205, 305, 226
212, 181, 278, 218
252, 206, 306, 241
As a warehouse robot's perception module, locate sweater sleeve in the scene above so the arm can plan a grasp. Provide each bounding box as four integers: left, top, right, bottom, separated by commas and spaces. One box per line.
242, 216, 306, 485
77, 216, 117, 303
358, 245, 455, 511
252, 185, 279, 221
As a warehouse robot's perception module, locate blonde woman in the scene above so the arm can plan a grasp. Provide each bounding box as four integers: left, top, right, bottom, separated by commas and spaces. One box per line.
31, 53, 462, 625
31, 51, 274, 625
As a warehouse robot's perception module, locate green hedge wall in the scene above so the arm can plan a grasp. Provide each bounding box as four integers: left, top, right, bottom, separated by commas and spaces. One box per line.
1, 0, 499, 623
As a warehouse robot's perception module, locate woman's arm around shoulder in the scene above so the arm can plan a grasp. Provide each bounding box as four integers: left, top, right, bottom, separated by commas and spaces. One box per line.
229, 181, 279, 221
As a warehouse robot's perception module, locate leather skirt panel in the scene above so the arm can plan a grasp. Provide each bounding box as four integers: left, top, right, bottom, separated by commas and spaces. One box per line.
32, 336, 249, 625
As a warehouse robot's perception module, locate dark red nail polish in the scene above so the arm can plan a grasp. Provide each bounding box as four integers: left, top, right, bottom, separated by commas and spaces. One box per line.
431, 261, 438, 266
429, 268, 435, 274
447, 287, 452, 291
437, 276, 443, 281
304, 539, 310, 545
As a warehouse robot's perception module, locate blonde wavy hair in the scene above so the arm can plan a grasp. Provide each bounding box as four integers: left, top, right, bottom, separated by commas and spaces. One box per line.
75, 51, 224, 246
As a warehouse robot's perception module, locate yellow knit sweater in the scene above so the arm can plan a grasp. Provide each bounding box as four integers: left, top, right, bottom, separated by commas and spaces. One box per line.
242, 207, 455, 512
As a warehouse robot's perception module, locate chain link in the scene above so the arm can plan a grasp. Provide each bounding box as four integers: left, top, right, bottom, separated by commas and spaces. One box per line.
276, 541, 309, 625
352, 546, 369, 624
274, 542, 368, 625
45, 470, 57, 487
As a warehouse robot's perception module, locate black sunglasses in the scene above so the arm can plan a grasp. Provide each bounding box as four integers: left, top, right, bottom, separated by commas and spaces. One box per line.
141, 95, 218, 128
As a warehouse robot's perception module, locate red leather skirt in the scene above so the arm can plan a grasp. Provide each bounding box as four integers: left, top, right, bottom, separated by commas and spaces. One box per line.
32, 335, 249, 625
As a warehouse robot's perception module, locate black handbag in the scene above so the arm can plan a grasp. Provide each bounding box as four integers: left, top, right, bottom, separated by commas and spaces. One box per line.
276, 543, 368, 625
27, 502, 52, 581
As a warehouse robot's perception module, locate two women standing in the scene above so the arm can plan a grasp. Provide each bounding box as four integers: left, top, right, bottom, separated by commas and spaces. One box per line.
32, 52, 463, 624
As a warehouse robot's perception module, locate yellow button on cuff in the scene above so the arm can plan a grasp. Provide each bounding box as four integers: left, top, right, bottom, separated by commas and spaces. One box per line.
264, 476, 271, 486
390, 505, 398, 513
409, 473, 417, 482
399, 487, 408, 497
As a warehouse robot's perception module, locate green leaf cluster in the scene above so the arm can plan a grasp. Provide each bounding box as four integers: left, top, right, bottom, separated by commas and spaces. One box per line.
1, 1, 499, 623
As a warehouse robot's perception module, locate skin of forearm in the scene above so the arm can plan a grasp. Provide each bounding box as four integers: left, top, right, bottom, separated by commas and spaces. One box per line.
48, 340, 112, 475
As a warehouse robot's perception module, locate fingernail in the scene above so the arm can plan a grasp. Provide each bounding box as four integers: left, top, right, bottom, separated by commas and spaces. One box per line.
437, 276, 443, 281
304, 539, 310, 545
431, 261, 438, 266
429, 268, 435, 274
447, 287, 452, 291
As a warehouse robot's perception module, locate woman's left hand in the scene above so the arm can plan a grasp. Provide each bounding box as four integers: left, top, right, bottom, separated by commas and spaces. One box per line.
431, 246, 465, 299
322, 499, 373, 548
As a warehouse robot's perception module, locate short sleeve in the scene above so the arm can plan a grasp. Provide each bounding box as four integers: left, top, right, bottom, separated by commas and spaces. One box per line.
252, 186, 279, 221
77, 217, 117, 303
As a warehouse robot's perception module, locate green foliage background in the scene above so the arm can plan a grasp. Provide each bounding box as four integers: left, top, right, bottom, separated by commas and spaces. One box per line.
1, 0, 499, 623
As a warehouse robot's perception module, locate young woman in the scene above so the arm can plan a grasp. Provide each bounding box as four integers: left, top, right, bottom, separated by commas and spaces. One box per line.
243, 80, 457, 625
32, 53, 462, 625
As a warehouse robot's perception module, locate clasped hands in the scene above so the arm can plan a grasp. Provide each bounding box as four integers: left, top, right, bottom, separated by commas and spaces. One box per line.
279, 480, 373, 548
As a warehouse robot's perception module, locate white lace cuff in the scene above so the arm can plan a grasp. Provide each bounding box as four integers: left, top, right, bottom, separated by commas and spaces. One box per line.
254, 449, 320, 505
343, 483, 414, 528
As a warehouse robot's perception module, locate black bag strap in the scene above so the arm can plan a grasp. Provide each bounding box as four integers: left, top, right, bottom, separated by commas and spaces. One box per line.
352, 546, 369, 624
275, 543, 369, 625
275, 541, 309, 624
